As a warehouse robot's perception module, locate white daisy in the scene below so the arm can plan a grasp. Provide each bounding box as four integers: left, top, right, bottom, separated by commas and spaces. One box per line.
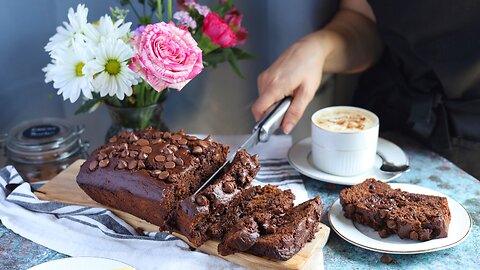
84, 38, 139, 100
45, 4, 89, 52
84, 15, 133, 46
43, 41, 94, 103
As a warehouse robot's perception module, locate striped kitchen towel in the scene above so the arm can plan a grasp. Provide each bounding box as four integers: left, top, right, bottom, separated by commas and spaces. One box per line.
0, 135, 308, 270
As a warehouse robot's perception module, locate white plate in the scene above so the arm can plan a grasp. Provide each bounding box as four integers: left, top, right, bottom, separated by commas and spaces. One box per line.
328, 183, 472, 254
287, 137, 408, 185
28, 257, 135, 270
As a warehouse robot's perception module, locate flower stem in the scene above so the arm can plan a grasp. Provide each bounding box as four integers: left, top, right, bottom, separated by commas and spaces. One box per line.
157, 0, 163, 22
167, 0, 172, 21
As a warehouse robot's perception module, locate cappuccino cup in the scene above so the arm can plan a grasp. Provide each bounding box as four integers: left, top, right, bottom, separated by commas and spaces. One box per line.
311, 106, 379, 176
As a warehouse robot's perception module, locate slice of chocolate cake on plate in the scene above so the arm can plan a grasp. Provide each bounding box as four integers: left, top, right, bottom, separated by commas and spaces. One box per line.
339, 178, 450, 241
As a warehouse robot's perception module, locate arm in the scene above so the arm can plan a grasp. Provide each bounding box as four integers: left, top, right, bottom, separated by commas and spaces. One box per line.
252, 0, 383, 134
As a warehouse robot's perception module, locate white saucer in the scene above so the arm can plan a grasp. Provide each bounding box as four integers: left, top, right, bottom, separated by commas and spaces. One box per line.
287, 137, 408, 185
328, 183, 472, 254
28, 257, 135, 270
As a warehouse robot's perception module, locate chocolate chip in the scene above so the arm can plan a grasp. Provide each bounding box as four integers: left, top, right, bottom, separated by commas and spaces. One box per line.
195, 195, 209, 206
117, 159, 127, 169
163, 132, 171, 139
410, 231, 419, 240
141, 146, 152, 154
205, 135, 213, 142
165, 161, 176, 169
379, 209, 389, 219
198, 140, 209, 148
240, 156, 250, 166
155, 155, 166, 162
88, 160, 98, 171
152, 138, 163, 145
151, 170, 161, 176
97, 152, 107, 161
158, 171, 170, 180
99, 159, 110, 168
168, 145, 179, 152
128, 133, 139, 142
222, 182, 235, 193
381, 254, 395, 264
136, 138, 150, 146
178, 138, 188, 145
166, 154, 174, 162
108, 151, 117, 159
128, 160, 138, 170
186, 136, 197, 141
171, 134, 182, 141
192, 146, 203, 154
138, 152, 148, 160
121, 149, 129, 158
135, 227, 144, 236
129, 150, 138, 158
119, 143, 128, 150
108, 136, 118, 143
387, 220, 397, 229
174, 158, 184, 166
163, 148, 173, 155
379, 229, 390, 238
137, 160, 146, 170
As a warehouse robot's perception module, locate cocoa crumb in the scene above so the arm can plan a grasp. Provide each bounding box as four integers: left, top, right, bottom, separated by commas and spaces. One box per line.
135, 227, 145, 235
381, 254, 396, 264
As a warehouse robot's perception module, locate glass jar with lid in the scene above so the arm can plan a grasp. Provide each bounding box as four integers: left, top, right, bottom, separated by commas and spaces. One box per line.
2, 118, 89, 182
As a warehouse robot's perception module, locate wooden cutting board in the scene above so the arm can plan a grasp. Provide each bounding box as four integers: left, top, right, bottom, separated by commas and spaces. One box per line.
35, 160, 330, 270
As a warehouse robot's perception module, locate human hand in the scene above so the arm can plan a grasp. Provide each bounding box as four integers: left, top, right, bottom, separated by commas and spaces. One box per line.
251, 33, 327, 134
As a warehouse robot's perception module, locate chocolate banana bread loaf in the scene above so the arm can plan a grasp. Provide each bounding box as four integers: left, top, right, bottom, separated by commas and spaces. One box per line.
77, 129, 229, 229
339, 178, 450, 241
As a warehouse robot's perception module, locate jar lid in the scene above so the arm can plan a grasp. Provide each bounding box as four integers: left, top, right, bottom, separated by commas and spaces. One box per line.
6, 118, 85, 163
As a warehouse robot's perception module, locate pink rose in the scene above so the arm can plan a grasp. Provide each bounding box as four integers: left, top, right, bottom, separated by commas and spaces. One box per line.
224, 7, 248, 45
129, 22, 203, 91
202, 12, 237, 48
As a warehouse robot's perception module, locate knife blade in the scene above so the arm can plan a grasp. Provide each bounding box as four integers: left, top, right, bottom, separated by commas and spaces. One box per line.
192, 97, 292, 195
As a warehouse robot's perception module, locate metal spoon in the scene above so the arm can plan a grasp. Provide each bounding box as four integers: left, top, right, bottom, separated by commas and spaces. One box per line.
377, 151, 410, 174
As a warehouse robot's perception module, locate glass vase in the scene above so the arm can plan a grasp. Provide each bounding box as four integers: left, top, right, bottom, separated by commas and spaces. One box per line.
105, 103, 169, 142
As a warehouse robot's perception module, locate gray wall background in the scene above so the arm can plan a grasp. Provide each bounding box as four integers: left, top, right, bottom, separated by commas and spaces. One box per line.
0, 0, 340, 150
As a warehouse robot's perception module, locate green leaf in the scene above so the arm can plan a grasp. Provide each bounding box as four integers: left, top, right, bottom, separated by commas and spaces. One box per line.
212, 0, 234, 17
147, 0, 158, 12
226, 50, 246, 79
231, 47, 255, 60
202, 48, 229, 67
198, 34, 219, 55
119, 0, 132, 6
75, 94, 104, 115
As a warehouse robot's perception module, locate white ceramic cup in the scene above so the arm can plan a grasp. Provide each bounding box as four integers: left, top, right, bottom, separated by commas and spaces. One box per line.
311, 106, 379, 176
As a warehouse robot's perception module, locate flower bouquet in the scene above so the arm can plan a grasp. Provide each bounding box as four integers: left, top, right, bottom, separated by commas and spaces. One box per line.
43, 0, 253, 136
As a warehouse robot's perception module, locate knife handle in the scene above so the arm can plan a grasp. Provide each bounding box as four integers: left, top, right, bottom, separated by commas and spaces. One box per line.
253, 97, 292, 142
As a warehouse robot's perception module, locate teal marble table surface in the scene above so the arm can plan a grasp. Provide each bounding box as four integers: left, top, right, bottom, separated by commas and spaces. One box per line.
0, 133, 478, 269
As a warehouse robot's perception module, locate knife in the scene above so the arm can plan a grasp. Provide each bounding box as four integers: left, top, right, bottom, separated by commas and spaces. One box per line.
193, 96, 292, 195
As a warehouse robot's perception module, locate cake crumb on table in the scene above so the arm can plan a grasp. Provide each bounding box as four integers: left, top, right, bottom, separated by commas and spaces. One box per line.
381, 254, 396, 264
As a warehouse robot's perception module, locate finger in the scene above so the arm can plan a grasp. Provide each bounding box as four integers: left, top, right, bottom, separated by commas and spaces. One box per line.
281, 85, 315, 134
251, 89, 285, 121
252, 73, 287, 121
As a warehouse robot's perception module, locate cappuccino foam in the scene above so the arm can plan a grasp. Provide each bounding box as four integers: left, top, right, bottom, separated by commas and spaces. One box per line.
314, 110, 376, 132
